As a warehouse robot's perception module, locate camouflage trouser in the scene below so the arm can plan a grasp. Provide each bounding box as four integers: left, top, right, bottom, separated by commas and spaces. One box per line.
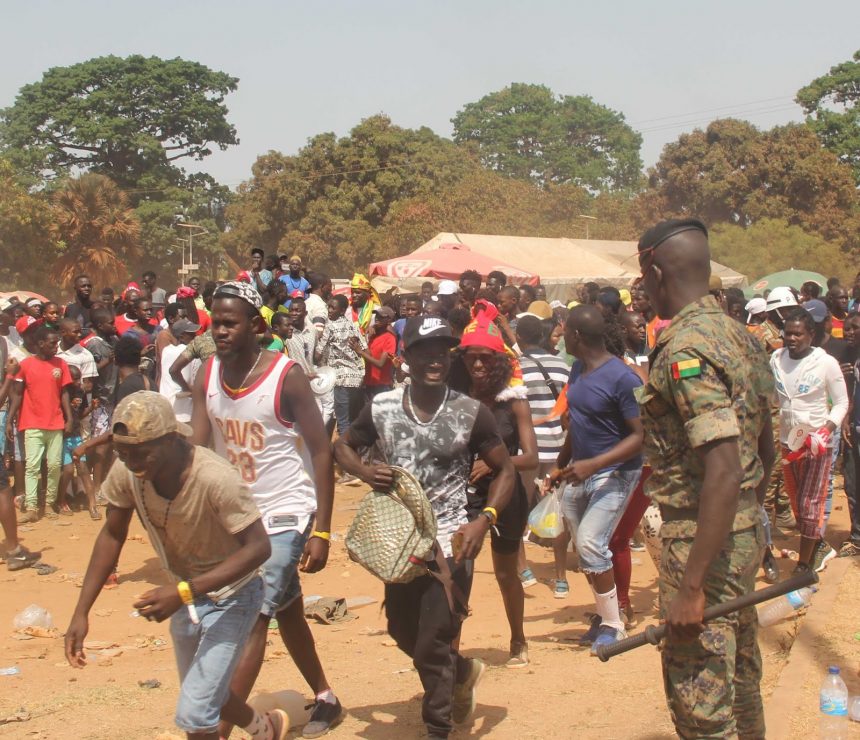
660, 525, 766, 740
764, 406, 790, 517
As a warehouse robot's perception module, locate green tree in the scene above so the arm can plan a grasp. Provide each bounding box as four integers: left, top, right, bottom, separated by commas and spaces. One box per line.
635, 119, 860, 249
222, 115, 481, 275
452, 83, 643, 192
797, 50, 860, 185
0, 55, 238, 189
709, 219, 853, 281
134, 175, 231, 281
0, 158, 55, 291
51, 174, 140, 291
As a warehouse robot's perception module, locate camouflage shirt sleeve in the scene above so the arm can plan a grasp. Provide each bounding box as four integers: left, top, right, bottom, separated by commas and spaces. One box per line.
663, 349, 740, 449
747, 337, 776, 409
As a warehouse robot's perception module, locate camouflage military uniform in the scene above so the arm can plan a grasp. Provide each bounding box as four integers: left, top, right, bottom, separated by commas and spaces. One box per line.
750, 319, 792, 523
637, 296, 772, 740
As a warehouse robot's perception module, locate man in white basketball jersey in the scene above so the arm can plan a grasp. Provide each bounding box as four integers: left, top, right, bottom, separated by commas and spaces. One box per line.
191, 281, 341, 738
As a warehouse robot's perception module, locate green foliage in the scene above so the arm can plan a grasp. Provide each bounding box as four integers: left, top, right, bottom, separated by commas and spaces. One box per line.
635, 119, 860, 250
452, 83, 643, 192
0, 55, 238, 189
222, 115, 482, 274
709, 219, 854, 281
797, 50, 860, 185
133, 174, 231, 281
0, 157, 56, 292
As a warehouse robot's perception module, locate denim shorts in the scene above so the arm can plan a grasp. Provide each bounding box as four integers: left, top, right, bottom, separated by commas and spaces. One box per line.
170, 576, 263, 733
561, 467, 641, 574
62, 435, 85, 466
260, 526, 311, 617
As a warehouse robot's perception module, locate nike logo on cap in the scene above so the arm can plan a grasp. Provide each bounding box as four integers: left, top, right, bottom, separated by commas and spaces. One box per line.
418, 319, 444, 335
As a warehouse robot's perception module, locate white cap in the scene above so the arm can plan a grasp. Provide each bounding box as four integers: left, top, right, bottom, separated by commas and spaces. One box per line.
437, 280, 458, 296
765, 286, 798, 312
744, 298, 767, 323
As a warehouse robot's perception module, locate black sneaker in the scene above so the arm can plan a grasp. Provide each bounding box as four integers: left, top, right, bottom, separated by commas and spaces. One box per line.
452, 657, 485, 724
812, 540, 837, 573
303, 697, 343, 738
762, 548, 779, 584
6, 546, 40, 572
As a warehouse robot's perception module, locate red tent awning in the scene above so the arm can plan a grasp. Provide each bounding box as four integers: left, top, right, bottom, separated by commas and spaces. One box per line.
369, 243, 538, 285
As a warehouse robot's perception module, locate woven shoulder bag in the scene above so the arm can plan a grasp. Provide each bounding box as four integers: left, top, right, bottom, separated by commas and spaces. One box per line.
346, 466, 437, 584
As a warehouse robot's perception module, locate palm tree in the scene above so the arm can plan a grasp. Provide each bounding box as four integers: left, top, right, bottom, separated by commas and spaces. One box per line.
51, 174, 140, 290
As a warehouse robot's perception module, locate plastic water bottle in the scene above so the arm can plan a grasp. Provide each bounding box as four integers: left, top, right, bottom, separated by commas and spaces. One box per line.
820, 666, 849, 738
756, 587, 815, 627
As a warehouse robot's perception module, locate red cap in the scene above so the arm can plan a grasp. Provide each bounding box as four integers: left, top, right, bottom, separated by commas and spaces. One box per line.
289, 290, 305, 300
459, 300, 505, 353
15, 316, 42, 336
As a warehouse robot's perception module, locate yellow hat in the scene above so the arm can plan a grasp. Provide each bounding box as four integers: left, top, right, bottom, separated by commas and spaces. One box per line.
350, 273, 371, 291
619, 289, 632, 306
567, 300, 581, 309
526, 300, 553, 319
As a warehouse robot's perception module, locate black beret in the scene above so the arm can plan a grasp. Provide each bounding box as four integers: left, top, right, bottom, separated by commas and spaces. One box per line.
638, 218, 708, 253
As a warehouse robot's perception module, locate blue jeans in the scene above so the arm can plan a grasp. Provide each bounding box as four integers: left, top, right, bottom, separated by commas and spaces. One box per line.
260, 526, 311, 617
170, 576, 263, 734
561, 467, 641, 574
333, 385, 364, 435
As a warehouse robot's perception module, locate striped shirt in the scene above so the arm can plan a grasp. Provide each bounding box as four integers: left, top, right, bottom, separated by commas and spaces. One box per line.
519, 350, 571, 463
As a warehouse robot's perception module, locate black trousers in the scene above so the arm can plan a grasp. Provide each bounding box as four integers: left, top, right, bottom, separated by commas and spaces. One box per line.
384, 559, 473, 738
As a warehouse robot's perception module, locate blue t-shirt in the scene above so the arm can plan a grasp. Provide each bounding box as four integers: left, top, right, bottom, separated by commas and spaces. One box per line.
278, 274, 310, 306
566, 356, 642, 474
393, 317, 407, 356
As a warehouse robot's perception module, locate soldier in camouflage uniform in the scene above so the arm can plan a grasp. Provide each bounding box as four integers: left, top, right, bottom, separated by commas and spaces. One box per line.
636, 219, 775, 739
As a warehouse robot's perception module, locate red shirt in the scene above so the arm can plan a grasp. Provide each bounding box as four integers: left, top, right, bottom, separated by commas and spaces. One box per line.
365, 330, 396, 387
15, 356, 72, 431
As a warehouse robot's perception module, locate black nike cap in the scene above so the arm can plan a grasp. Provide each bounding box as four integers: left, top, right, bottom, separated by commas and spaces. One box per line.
402, 316, 460, 351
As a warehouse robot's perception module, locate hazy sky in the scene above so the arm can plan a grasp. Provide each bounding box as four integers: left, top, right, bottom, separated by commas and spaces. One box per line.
3, 1, 858, 189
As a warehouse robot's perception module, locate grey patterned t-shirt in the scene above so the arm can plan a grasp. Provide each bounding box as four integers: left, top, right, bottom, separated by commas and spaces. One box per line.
348, 387, 502, 556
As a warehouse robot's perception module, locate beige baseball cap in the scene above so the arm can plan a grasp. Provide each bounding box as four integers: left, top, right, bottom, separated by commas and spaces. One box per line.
112, 391, 192, 444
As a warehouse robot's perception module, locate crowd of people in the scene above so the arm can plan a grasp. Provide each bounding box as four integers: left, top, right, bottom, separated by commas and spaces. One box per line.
1, 227, 858, 739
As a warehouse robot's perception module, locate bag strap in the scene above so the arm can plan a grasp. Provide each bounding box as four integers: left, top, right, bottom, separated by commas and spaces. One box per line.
428, 544, 470, 622
522, 350, 561, 400
0, 335, 7, 384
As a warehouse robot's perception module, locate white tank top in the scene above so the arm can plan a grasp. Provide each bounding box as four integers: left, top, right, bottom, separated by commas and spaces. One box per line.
204, 352, 316, 535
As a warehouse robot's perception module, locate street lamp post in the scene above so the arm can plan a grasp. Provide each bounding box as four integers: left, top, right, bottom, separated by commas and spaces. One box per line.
578, 214, 597, 240
175, 221, 208, 277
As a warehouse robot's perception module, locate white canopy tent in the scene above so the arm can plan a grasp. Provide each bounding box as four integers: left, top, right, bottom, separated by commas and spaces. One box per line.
405, 232, 747, 303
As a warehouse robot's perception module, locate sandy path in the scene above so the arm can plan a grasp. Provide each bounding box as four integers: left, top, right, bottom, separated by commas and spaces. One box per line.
0, 483, 855, 739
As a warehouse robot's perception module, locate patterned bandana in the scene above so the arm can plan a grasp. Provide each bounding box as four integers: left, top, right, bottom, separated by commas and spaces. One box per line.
214, 280, 263, 312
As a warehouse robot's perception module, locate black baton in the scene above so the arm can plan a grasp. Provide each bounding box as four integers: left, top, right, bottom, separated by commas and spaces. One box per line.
595, 568, 818, 662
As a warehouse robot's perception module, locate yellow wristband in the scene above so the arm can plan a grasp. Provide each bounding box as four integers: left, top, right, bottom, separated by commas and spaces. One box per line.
481, 507, 498, 525
177, 581, 194, 605
311, 530, 331, 542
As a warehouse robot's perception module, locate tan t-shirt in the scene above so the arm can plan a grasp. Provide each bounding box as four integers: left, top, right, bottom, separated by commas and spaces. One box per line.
101, 446, 261, 583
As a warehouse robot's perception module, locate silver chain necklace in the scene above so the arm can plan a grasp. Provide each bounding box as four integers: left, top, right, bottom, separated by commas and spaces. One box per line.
405, 386, 449, 426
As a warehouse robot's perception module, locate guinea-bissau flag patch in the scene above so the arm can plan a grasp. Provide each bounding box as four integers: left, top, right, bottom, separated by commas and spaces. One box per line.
671, 358, 702, 380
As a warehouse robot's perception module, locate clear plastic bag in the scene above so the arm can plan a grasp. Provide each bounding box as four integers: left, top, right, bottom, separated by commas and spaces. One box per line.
528, 489, 564, 538
12, 604, 53, 630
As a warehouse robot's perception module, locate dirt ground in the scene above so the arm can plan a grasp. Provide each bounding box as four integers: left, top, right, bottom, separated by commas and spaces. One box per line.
0, 482, 858, 739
